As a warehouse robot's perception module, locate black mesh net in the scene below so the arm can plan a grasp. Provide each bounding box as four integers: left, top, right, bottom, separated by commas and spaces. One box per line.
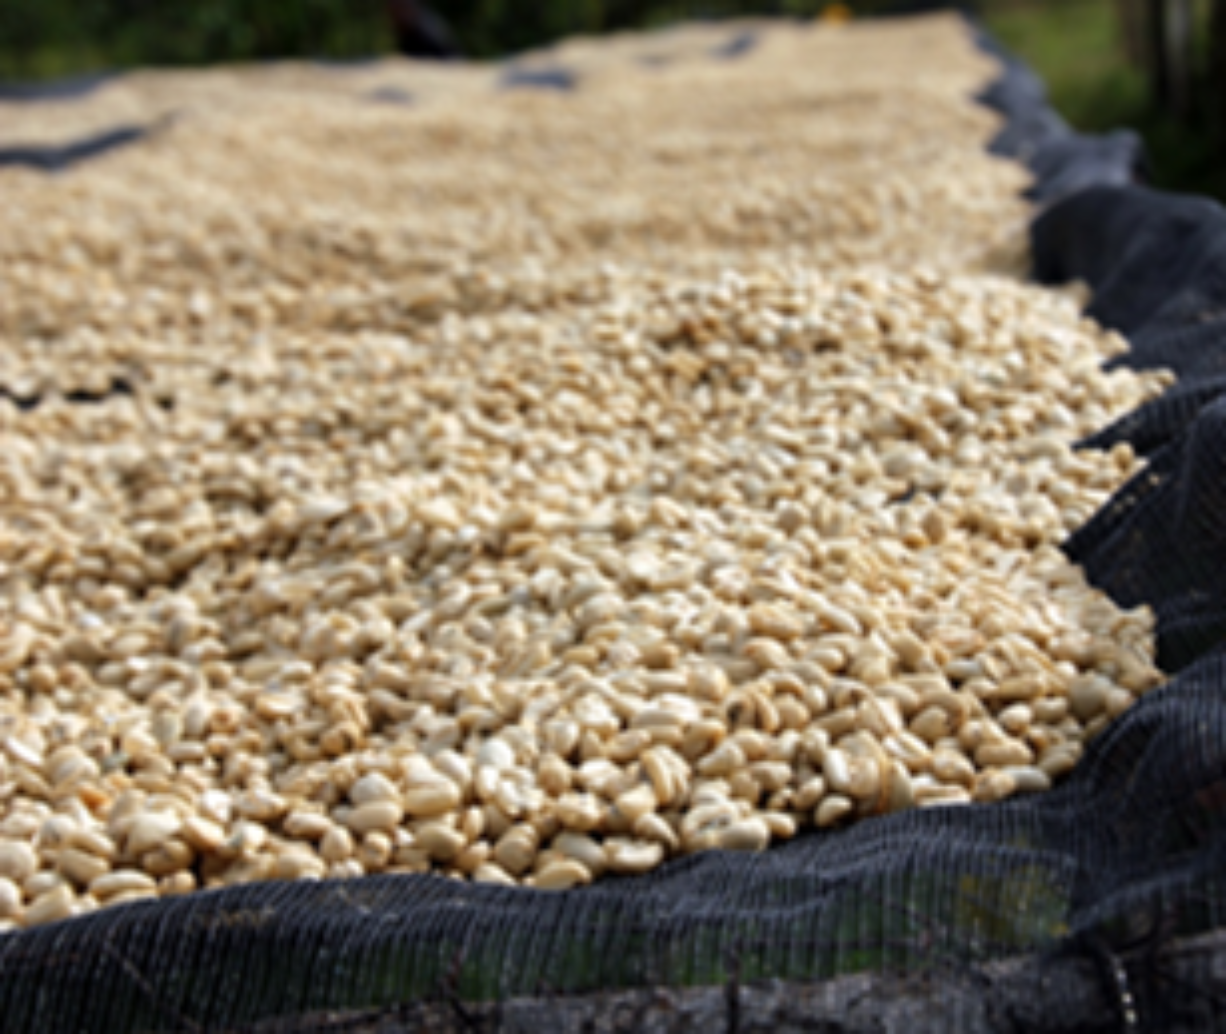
3, 19, 1226, 1034
1033, 185, 1226, 681
971, 20, 1146, 207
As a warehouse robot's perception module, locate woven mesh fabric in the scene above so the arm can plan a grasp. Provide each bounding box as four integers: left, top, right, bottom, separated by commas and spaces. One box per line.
1033, 186, 1226, 677
0, 123, 155, 172
971, 23, 1146, 205
3, 22, 1226, 1034
1033, 187, 1226, 340
0, 71, 117, 102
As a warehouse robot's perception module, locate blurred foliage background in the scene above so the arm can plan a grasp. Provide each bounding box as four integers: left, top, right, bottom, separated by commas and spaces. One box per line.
0, 0, 1221, 201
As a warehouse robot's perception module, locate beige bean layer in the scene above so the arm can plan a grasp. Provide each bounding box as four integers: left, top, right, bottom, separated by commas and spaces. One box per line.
0, 14, 1166, 929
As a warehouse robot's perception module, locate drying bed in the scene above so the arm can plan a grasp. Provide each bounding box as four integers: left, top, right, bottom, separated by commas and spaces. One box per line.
0, 12, 1223, 1034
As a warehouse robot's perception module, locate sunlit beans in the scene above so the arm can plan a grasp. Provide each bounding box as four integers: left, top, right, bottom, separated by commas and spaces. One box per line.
0, 12, 1168, 926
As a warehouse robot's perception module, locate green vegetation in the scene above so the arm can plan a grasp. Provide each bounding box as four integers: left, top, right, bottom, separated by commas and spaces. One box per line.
982, 1, 1226, 202
0, 0, 393, 78
0, 1, 1221, 202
